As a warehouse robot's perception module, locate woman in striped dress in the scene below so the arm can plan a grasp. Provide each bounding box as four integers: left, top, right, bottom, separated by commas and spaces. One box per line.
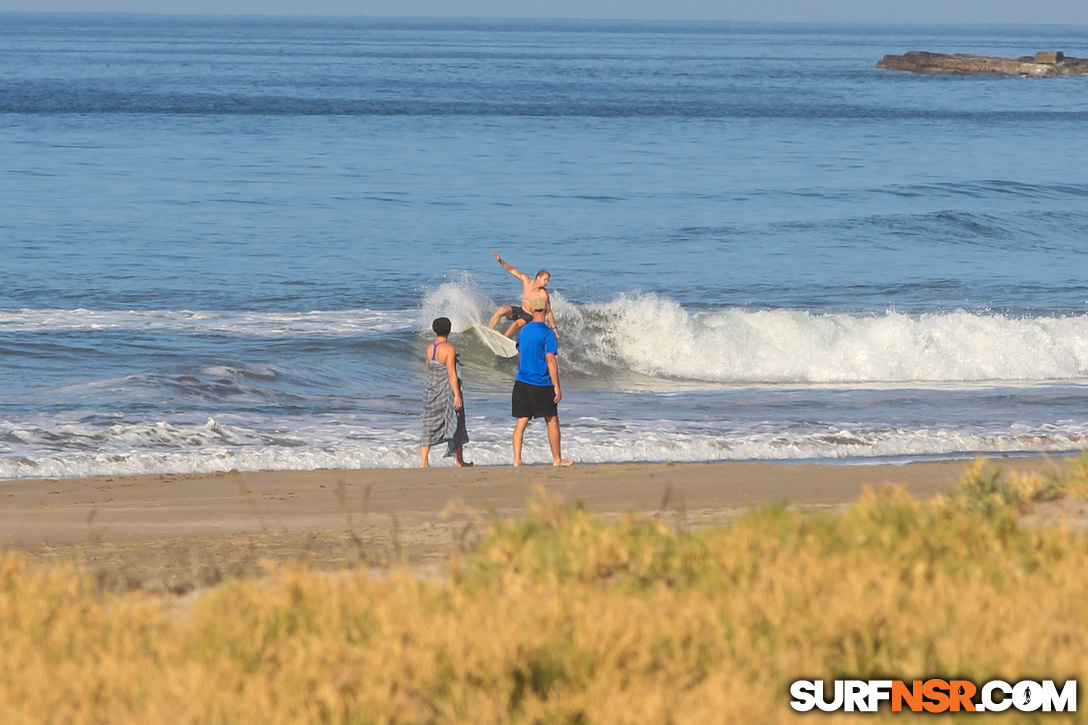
420, 317, 471, 467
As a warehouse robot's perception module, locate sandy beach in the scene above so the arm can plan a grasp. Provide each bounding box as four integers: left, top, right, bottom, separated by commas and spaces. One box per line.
0, 455, 1073, 593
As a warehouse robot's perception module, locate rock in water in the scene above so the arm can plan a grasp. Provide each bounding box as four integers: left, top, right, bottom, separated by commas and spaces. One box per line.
877, 50, 1088, 77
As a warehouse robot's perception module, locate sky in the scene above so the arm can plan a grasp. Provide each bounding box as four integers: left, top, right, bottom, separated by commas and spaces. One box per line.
2, 0, 1088, 25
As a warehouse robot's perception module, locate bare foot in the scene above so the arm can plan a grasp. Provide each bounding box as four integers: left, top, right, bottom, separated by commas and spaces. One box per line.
553, 459, 574, 467
513, 460, 523, 467
457, 461, 474, 468
420, 462, 430, 468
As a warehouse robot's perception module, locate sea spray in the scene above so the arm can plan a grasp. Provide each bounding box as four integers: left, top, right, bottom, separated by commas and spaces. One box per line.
417, 276, 501, 332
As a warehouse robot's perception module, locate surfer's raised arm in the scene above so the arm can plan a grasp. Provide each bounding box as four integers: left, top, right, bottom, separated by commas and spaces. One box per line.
493, 252, 531, 283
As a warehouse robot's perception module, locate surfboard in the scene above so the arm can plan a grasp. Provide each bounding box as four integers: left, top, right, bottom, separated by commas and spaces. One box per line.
467, 324, 518, 358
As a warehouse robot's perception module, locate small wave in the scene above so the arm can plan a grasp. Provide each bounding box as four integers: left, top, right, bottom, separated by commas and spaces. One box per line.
881, 180, 1088, 202
0, 308, 411, 336
3, 415, 1088, 479
555, 422, 1088, 464
1, 418, 288, 453
0, 416, 425, 479
29, 359, 366, 409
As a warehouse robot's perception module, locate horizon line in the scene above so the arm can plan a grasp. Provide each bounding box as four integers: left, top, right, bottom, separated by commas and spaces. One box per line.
1, 10, 1086, 28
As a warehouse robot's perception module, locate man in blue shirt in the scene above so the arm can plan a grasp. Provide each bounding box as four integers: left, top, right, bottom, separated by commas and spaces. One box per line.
511, 299, 573, 466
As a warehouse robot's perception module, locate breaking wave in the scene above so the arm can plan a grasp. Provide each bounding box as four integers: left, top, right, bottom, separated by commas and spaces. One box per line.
424, 282, 1088, 385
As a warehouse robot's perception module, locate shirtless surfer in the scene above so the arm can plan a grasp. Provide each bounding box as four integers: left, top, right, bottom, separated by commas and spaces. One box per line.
487, 252, 559, 340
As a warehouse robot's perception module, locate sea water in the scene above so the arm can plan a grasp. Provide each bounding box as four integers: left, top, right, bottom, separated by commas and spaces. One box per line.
2, 14, 1088, 477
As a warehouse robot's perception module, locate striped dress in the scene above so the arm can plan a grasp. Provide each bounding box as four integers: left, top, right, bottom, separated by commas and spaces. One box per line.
420, 343, 468, 457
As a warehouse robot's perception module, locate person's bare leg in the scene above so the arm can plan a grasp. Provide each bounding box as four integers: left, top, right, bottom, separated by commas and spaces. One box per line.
489, 307, 513, 330
454, 449, 473, 467
504, 318, 527, 340
512, 417, 530, 466
420, 446, 431, 467
545, 416, 573, 466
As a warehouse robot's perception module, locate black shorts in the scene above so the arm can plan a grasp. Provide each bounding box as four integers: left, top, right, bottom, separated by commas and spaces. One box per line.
509, 305, 533, 324
511, 380, 558, 419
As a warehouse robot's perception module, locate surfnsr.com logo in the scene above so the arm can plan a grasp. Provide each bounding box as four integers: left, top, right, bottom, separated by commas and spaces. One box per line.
790, 679, 1077, 713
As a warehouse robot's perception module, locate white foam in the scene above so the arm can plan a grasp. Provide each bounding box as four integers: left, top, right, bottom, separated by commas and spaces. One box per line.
0, 308, 410, 336
567, 295, 1088, 384
0, 417, 423, 479
3, 414, 1088, 480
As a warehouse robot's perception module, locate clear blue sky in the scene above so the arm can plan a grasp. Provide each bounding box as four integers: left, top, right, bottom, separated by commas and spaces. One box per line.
2, 0, 1088, 24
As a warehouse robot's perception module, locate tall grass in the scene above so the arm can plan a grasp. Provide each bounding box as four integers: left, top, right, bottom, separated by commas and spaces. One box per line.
2, 457, 1088, 723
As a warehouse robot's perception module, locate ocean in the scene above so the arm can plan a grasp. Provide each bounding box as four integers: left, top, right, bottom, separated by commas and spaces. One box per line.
2, 13, 1088, 478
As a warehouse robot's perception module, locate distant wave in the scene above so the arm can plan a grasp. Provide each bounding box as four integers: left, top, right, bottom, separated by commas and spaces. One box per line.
5, 90, 1088, 122
880, 181, 1088, 202
0, 308, 410, 336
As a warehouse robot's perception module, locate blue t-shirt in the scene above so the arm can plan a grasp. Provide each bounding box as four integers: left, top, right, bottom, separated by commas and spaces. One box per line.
515, 321, 558, 386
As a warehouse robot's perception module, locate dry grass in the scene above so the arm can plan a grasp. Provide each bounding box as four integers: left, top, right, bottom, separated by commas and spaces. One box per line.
3, 458, 1088, 723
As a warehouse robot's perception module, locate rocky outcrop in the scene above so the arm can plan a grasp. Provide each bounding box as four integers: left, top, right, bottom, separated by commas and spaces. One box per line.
877, 51, 1088, 76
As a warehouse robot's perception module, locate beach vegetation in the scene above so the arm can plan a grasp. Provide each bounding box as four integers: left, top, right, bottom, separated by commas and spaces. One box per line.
951, 454, 1088, 514
2, 458, 1088, 722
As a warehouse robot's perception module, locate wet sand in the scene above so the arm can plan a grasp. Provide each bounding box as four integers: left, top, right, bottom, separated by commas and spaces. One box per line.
0, 457, 1072, 593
